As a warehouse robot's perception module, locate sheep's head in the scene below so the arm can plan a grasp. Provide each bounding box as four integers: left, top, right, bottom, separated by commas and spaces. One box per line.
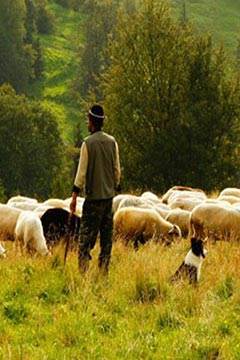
168, 224, 182, 238
160, 225, 182, 246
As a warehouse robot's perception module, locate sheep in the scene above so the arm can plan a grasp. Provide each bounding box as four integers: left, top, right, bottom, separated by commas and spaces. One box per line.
162, 186, 205, 204
40, 207, 81, 247
112, 194, 130, 213
189, 202, 240, 241
165, 209, 191, 237
8, 201, 40, 211
7, 195, 38, 205
43, 198, 66, 208
15, 211, 49, 256
169, 197, 203, 211
203, 199, 229, 205
219, 188, 240, 198
117, 195, 150, 210
140, 191, 160, 204
34, 205, 53, 218
152, 205, 170, 219
168, 190, 207, 205
113, 206, 181, 248
217, 195, 240, 205
0, 204, 22, 241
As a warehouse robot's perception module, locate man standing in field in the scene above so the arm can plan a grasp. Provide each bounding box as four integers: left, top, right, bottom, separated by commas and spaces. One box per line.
70, 104, 121, 274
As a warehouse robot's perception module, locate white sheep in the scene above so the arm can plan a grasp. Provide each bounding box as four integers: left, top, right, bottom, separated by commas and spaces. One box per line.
169, 197, 203, 211
7, 195, 38, 205
219, 188, 240, 198
114, 206, 181, 247
15, 211, 49, 256
112, 194, 130, 213
140, 191, 160, 203
217, 194, 240, 205
117, 195, 149, 210
168, 190, 207, 205
8, 201, 40, 211
165, 209, 191, 237
34, 205, 53, 218
189, 202, 240, 241
0, 204, 22, 241
152, 205, 170, 219
43, 198, 66, 208
162, 186, 205, 204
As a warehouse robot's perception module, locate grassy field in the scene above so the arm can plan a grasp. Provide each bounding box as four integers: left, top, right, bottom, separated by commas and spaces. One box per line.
1, 239, 240, 359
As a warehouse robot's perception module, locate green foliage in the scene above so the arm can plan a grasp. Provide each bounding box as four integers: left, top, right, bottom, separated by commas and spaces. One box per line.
36, 0, 55, 34
0, 0, 34, 92
32, 38, 44, 79
53, 0, 84, 10
0, 84, 64, 198
24, 0, 44, 79
76, 0, 124, 98
102, 0, 240, 192
0, 179, 6, 203
24, 0, 36, 44
29, 1, 84, 142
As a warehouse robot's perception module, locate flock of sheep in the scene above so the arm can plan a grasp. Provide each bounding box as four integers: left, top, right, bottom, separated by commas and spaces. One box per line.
113, 186, 240, 246
0, 185, 240, 259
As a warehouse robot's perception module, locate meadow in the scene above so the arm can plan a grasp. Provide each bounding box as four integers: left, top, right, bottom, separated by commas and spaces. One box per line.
1, 238, 240, 359
29, 0, 240, 142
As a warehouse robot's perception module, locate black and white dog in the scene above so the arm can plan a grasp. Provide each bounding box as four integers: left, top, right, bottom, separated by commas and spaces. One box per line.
171, 237, 207, 284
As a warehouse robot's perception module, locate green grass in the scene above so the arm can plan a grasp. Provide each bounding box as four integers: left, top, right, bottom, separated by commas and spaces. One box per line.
1, 240, 240, 358
173, 0, 240, 59
28, 1, 84, 142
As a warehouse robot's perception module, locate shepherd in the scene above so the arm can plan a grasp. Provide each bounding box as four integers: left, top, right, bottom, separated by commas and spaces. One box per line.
70, 104, 121, 274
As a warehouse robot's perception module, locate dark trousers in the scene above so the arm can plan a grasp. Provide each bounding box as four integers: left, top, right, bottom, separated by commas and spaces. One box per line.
78, 198, 113, 273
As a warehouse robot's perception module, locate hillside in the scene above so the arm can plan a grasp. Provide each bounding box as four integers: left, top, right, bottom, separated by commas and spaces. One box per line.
173, 0, 240, 58
30, 0, 240, 142
28, 1, 84, 142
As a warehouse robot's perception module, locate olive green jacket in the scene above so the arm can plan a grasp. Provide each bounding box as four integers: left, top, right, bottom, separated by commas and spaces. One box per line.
74, 131, 121, 200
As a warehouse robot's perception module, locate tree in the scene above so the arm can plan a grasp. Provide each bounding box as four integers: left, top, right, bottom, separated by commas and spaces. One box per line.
75, 0, 124, 98
102, 0, 240, 192
0, 84, 66, 199
32, 38, 44, 79
36, 0, 54, 34
24, 0, 36, 44
0, 0, 34, 92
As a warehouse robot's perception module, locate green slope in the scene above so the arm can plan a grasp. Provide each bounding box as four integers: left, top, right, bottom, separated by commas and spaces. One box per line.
173, 0, 240, 58
29, 0, 240, 141
29, 1, 84, 142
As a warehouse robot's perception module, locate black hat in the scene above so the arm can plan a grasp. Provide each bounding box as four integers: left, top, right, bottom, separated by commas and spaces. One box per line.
89, 104, 105, 120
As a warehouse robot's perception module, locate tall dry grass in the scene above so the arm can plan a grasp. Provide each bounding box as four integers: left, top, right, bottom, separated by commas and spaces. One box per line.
0, 237, 240, 358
